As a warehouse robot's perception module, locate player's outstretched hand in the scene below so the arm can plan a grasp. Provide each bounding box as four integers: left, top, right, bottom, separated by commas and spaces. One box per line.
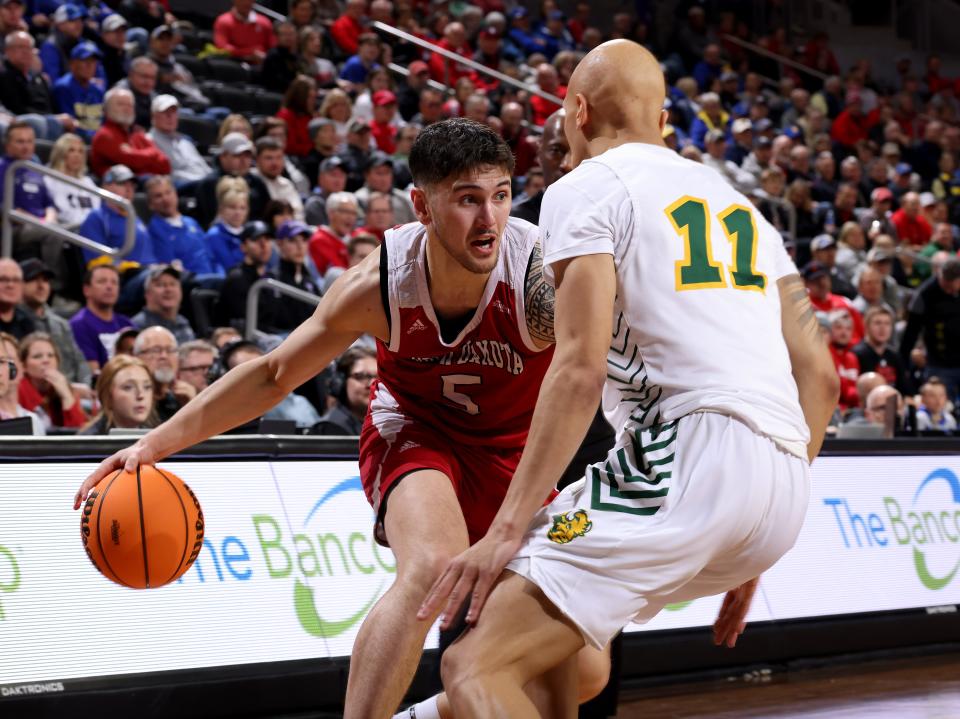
73, 441, 158, 510
712, 576, 759, 649
417, 531, 522, 629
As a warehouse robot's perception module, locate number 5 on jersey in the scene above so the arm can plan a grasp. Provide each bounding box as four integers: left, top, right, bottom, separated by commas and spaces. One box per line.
665, 196, 767, 293
442, 374, 481, 415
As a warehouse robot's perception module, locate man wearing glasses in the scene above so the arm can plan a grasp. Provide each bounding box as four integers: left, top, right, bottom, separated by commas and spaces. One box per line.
133, 325, 196, 420
176, 340, 217, 395
0, 257, 34, 339
315, 346, 376, 435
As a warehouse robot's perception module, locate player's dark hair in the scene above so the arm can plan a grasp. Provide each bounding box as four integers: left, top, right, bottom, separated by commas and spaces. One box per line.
408, 118, 515, 188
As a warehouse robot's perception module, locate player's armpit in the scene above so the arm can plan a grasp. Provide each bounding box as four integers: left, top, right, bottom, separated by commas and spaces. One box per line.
778, 273, 840, 462
524, 243, 555, 348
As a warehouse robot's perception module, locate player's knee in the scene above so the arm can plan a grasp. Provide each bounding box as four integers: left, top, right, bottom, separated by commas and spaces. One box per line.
399, 546, 461, 590
440, 640, 472, 688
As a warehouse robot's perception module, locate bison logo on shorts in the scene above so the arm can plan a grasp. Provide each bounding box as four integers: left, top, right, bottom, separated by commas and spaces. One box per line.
547, 509, 593, 544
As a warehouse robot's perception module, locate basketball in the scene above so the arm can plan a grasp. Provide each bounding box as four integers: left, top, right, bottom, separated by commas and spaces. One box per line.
80, 466, 204, 589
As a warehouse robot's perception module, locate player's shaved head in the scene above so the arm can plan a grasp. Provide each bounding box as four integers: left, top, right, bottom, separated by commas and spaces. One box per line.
563, 40, 667, 167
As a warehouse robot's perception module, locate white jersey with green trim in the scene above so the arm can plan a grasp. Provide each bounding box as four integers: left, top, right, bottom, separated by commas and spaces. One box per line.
539, 142, 809, 458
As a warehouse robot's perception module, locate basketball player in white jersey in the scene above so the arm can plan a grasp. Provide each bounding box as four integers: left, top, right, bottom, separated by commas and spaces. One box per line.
419, 40, 840, 717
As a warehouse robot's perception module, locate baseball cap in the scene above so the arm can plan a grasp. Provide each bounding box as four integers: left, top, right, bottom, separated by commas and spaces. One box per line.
367, 151, 394, 169
219, 132, 254, 155
19, 258, 54, 282
881, 142, 901, 157
755, 136, 773, 148
811, 234, 837, 252
753, 118, 773, 133
920, 191, 937, 207
372, 90, 397, 107
547, 9, 566, 21
70, 41, 102, 60
409, 60, 429, 75
308, 116, 334, 141
101, 13, 128, 32
871, 187, 893, 202
151, 94, 179, 113
320, 156, 346, 173
509, 6, 528, 19
480, 25, 501, 39
704, 129, 726, 144
732, 118, 752, 134
782, 125, 801, 140
720, 71, 739, 83
348, 119, 371, 134
150, 24, 174, 39
53, 3, 83, 22
277, 219, 311, 240
145, 264, 181, 285
241, 221, 272, 241
867, 247, 894, 263
699, 92, 720, 105
895, 162, 912, 175
102, 164, 135, 184
801, 261, 828, 281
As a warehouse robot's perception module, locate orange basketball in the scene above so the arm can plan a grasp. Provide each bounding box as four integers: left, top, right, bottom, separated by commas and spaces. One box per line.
80, 465, 204, 589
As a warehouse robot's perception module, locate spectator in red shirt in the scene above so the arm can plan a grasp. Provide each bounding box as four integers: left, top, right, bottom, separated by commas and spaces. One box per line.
827, 309, 861, 412
830, 90, 875, 150
890, 191, 933, 248
530, 62, 566, 126
429, 21, 473, 85
276, 75, 318, 158
213, 0, 276, 65
499, 101, 536, 178
90, 88, 171, 178
330, 0, 368, 56
369, 90, 398, 154
804, 261, 865, 345
308, 191, 357, 274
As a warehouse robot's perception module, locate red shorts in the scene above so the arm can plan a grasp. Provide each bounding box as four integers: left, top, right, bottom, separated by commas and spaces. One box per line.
360, 416, 527, 546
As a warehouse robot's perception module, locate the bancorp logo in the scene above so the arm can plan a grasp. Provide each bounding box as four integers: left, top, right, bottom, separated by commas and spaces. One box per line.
825, 467, 960, 590
175, 476, 395, 639
0, 542, 20, 621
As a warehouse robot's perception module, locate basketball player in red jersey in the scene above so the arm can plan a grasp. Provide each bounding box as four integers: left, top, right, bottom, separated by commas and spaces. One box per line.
75, 119, 603, 718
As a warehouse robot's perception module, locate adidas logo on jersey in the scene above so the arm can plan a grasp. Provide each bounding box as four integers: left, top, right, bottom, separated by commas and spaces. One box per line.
493, 300, 511, 315
398, 440, 420, 453
407, 319, 427, 335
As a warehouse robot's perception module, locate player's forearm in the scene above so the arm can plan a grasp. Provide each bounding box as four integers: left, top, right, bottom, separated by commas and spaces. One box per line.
792, 354, 840, 463
491, 360, 605, 538
138, 355, 287, 460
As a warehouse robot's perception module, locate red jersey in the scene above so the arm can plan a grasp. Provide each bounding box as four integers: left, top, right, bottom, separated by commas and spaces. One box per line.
370, 218, 553, 449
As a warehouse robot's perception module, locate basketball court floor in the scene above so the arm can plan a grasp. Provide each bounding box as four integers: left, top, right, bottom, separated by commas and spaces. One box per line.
618, 652, 960, 718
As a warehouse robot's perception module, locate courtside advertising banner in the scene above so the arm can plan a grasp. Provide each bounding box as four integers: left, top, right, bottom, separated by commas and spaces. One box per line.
1, 455, 960, 693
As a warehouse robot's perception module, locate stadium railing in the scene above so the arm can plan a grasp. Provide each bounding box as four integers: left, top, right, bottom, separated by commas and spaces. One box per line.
1, 160, 136, 261
720, 34, 829, 82
245, 277, 321, 340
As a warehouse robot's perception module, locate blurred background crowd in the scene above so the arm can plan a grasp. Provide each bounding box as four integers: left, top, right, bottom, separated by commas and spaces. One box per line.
0, 0, 957, 438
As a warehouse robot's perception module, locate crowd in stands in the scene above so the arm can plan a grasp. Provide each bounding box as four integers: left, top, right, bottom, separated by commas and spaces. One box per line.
0, 0, 957, 437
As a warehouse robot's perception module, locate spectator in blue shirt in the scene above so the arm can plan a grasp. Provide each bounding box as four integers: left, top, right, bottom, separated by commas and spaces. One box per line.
52, 41, 105, 140
693, 43, 725, 92
145, 175, 221, 279
39, 4, 86, 83
205, 179, 249, 275
78, 164, 155, 268
534, 10, 575, 61
339, 33, 381, 86
507, 6, 548, 57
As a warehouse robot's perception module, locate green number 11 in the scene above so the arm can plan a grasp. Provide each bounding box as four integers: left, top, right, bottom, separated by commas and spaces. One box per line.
665, 196, 767, 293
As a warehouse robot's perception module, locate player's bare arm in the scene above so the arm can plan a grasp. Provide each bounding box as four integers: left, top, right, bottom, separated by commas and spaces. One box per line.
524, 242, 555, 348
419, 252, 616, 628
778, 273, 841, 462
73, 249, 388, 509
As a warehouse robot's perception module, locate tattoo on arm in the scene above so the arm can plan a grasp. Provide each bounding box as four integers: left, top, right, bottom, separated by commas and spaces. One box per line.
524, 243, 556, 345
783, 275, 821, 339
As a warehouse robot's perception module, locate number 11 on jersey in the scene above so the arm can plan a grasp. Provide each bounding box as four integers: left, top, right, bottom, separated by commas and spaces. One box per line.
665, 196, 767, 293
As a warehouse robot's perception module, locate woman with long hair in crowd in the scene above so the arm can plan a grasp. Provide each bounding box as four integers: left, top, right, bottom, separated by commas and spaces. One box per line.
277, 74, 320, 158
352, 67, 400, 127
79, 355, 158, 435
205, 178, 250, 275
216, 113, 254, 146
45, 133, 100, 229
298, 25, 337, 88
17, 332, 87, 430
0, 332, 44, 434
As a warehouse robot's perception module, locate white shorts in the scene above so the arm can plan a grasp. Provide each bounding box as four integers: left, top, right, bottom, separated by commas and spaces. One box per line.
506, 412, 810, 649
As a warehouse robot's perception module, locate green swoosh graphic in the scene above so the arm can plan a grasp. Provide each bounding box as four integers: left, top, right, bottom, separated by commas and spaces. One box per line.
294, 578, 384, 638
664, 601, 693, 611
913, 547, 960, 591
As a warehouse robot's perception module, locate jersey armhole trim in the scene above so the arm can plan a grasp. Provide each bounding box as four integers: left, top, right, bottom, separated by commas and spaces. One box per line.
379, 237, 391, 335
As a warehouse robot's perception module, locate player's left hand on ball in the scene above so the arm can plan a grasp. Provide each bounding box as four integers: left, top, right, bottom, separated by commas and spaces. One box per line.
417, 532, 522, 630
712, 576, 759, 649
